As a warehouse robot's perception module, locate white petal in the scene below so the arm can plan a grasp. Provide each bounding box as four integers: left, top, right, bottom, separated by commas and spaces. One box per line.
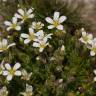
21, 33, 29, 38
82, 32, 86, 37
90, 51, 95, 56
28, 14, 34, 18
48, 25, 55, 29
35, 30, 44, 39
2, 39, 8, 46
57, 25, 63, 30
33, 42, 39, 47
14, 71, 21, 76
29, 28, 34, 34
7, 43, 15, 49
7, 75, 13, 81
39, 48, 44, 52
93, 70, 96, 75
14, 13, 22, 19
24, 39, 31, 44
3, 71, 8, 76
27, 9, 33, 14
18, 9, 24, 16
54, 12, 60, 21
5, 63, 11, 70
4, 21, 12, 26
15, 26, 21, 31
12, 17, 17, 24
45, 17, 53, 24
13, 63, 21, 70
79, 38, 87, 44
59, 16, 67, 23
7, 27, 12, 31
94, 77, 96, 81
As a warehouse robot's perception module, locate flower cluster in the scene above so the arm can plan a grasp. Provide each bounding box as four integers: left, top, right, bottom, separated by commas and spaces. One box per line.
79, 28, 96, 56
0, 6, 67, 95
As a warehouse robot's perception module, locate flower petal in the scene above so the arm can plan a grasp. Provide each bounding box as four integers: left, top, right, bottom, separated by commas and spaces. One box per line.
2, 39, 8, 46
3, 71, 8, 76
48, 25, 55, 29
29, 28, 34, 34
57, 25, 63, 30
54, 12, 60, 21
90, 51, 95, 56
15, 26, 21, 31
39, 48, 44, 52
93, 70, 96, 75
35, 30, 44, 39
4, 21, 12, 26
12, 17, 17, 24
14, 71, 21, 76
33, 42, 39, 47
14, 13, 22, 19
24, 39, 31, 44
27, 9, 33, 15
7, 43, 15, 49
82, 32, 86, 37
21, 33, 29, 38
7, 27, 12, 31
94, 77, 96, 81
13, 63, 21, 70
5, 63, 11, 70
45, 17, 53, 24
28, 14, 34, 18
7, 75, 13, 81
59, 16, 67, 23
18, 9, 24, 16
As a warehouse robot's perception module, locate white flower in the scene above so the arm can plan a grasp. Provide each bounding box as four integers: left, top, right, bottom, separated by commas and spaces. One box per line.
33, 39, 49, 52
3, 63, 21, 81
31, 21, 44, 30
21, 69, 32, 81
0, 60, 5, 75
20, 84, 33, 96
21, 28, 36, 44
0, 39, 15, 52
14, 8, 34, 23
0, 86, 8, 96
4, 17, 21, 31
88, 38, 96, 56
45, 12, 67, 30
33, 30, 52, 52
79, 28, 93, 44
35, 30, 52, 41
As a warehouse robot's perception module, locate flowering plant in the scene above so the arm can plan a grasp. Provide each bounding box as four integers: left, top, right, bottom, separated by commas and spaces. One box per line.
0, 0, 96, 96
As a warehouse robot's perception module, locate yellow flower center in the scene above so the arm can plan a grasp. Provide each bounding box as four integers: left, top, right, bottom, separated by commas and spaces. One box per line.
22, 14, 28, 21
9, 69, 15, 75
12, 24, 17, 28
53, 21, 59, 27
40, 42, 46, 48
29, 34, 35, 41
